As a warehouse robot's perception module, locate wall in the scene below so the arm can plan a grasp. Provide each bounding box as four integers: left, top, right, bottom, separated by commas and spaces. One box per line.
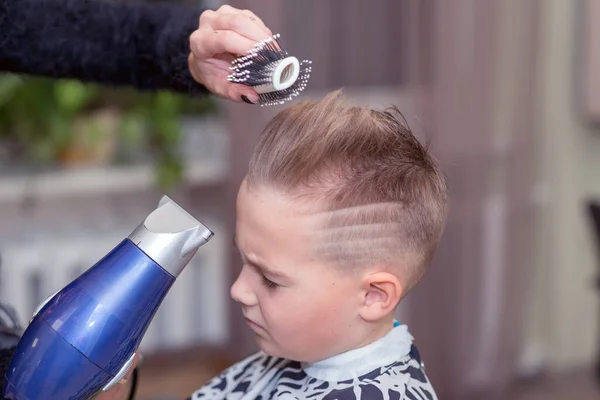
0, 116, 232, 354
525, 0, 600, 372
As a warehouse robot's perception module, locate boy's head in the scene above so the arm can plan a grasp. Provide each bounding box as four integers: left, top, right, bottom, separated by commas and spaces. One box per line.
231, 90, 448, 362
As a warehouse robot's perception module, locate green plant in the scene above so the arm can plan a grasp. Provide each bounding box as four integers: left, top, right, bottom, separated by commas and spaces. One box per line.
0, 75, 99, 163
110, 85, 219, 188
0, 73, 218, 189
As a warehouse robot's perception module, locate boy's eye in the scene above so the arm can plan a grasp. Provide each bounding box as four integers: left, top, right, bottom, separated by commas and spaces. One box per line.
260, 274, 279, 289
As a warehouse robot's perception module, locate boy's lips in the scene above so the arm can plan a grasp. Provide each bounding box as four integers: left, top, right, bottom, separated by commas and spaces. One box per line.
244, 317, 263, 330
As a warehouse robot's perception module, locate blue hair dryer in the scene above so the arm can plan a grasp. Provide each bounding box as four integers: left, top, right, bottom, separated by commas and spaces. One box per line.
2, 195, 213, 400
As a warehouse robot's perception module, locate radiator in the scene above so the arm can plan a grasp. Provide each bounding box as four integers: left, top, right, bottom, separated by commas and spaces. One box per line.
0, 217, 229, 353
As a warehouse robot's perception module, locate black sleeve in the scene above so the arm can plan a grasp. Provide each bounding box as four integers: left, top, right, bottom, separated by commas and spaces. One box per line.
0, 0, 209, 95
0, 346, 15, 396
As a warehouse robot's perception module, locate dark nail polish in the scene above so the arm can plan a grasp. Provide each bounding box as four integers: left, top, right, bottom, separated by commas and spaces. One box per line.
241, 95, 255, 104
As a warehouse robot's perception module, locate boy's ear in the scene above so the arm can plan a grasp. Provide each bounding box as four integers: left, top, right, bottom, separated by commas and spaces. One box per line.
358, 271, 403, 322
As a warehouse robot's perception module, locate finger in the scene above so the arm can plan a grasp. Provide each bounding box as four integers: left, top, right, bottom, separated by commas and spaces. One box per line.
191, 29, 256, 59
210, 71, 258, 103
188, 53, 201, 83
208, 76, 234, 101
130, 353, 141, 370
238, 9, 273, 37
212, 52, 236, 64
210, 13, 271, 42
227, 83, 259, 104
198, 9, 216, 28
122, 354, 140, 381
214, 5, 272, 37
216, 4, 239, 14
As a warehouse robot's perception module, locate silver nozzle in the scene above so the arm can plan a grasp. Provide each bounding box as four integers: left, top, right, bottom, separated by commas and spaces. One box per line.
127, 195, 213, 277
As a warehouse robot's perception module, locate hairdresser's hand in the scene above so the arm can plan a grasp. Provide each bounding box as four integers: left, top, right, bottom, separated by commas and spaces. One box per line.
189, 5, 273, 104
96, 353, 141, 400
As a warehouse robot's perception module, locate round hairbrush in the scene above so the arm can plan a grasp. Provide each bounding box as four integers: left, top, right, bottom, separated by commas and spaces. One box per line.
227, 33, 312, 106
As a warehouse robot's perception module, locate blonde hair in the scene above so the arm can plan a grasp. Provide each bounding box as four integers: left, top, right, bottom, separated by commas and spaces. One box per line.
247, 89, 448, 295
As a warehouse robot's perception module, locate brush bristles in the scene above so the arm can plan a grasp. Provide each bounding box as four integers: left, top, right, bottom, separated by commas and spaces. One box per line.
227, 34, 312, 106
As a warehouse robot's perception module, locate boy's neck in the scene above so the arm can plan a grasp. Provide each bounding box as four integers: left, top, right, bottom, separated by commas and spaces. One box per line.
311, 317, 395, 362
291, 317, 397, 364
353, 317, 396, 350
300, 318, 412, 381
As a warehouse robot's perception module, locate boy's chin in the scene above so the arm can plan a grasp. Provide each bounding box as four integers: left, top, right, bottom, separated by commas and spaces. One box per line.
255, 338, 317, 363
254, 336, 276, 354
254, 337, 291, 360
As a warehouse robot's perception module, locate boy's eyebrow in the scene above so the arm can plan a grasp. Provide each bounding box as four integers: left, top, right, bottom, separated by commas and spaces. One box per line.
232, 236, 289, 280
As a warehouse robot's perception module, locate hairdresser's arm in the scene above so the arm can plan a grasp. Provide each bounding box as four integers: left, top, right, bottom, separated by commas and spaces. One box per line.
0, 0, 273, 102
0, 0, 203, 94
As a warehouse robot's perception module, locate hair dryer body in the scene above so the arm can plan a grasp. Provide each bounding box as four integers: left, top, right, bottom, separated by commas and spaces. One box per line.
2, 196, 213, 400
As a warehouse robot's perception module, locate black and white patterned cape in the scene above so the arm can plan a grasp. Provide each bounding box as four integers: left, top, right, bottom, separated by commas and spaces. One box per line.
189, 323, 437, 400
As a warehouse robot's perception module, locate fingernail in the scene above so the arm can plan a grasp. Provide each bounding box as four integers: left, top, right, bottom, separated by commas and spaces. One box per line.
241, 95, 255, 104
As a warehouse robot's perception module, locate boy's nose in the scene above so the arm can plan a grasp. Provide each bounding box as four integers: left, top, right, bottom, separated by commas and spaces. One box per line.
230, 267, 258, 307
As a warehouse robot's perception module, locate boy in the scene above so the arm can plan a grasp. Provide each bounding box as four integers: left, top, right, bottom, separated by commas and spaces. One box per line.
190, 89, 448, 399
1, 89, 447, 400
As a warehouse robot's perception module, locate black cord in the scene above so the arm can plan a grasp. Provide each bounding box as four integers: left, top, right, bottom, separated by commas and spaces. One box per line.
127, 367, 139, 400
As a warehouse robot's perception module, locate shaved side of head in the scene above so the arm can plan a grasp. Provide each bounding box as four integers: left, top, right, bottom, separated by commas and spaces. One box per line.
246, 89, 448, 296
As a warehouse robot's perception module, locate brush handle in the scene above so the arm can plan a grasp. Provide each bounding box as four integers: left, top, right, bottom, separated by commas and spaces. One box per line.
253, 56, 300, 94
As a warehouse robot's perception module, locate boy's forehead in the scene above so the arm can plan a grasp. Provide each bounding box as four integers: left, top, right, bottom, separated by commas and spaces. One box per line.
235, 183, 337, 249
237, 180, 325, 217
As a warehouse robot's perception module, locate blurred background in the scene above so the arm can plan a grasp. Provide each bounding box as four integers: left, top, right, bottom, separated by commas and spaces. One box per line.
0, 0, 599, 399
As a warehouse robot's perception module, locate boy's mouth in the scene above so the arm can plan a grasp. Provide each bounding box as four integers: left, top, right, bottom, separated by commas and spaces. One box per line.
245, 317, 264, 331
